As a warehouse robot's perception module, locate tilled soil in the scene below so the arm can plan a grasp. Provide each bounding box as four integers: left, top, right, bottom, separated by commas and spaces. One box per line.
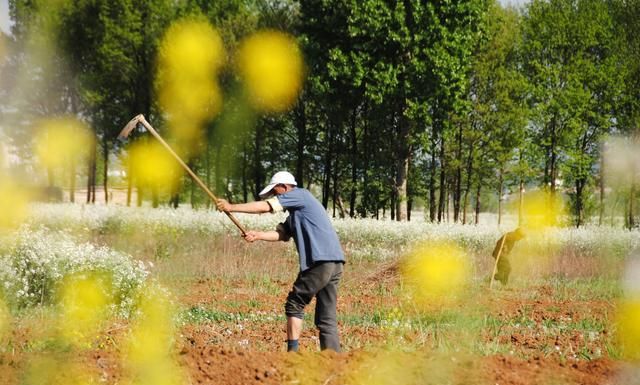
0, 278, 632, 385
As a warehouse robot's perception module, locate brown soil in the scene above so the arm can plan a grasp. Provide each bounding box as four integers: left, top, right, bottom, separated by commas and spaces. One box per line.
0, 276, 630, 385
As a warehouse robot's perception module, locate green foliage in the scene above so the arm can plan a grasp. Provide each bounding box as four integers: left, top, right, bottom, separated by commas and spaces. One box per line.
3, 0, 640, 226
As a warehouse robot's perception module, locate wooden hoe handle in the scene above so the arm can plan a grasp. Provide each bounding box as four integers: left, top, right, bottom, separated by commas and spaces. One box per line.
120, 114, 248, 236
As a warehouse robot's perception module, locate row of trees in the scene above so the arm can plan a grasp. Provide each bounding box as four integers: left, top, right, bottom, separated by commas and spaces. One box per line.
1, 0, 639, 227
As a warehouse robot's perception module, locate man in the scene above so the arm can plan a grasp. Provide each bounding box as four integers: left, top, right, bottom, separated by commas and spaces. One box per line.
216, 171, 345, 352
491, 227, 525, 285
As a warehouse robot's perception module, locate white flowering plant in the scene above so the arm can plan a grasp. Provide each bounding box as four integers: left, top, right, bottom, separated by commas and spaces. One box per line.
23, 204, 640, 267
0, 227, 150, 317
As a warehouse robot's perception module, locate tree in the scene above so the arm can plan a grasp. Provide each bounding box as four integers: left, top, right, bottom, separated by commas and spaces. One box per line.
59, 0, 176, 204
521, 0, 625, 226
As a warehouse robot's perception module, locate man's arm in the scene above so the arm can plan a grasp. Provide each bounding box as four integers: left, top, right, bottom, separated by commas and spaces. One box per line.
216, 199, 271, 214
244, 230, 288, 242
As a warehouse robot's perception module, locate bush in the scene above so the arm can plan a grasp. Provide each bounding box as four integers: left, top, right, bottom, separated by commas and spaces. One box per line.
0, 228, 150, 317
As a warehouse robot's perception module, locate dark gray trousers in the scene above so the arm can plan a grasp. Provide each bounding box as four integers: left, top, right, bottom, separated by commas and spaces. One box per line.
285, 261, 343, 351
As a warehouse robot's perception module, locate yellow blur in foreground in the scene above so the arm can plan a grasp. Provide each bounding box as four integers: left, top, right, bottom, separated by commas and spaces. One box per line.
124, 285, 184, 385
33, 117, 93, 169
127, 141, 182, 192
516, 190, 565, 231
348, 349, 454, 385
617, 298, 640, 361
57, 272, 112, 346
122, 358, 185, 385
401, 242, 470, 304
157, 18, 225, 142
23, 356, 96, 385
237, 30, 303, 112
0, 177, 30, 229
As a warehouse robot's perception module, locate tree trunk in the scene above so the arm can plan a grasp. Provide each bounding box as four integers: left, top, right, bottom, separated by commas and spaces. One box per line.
429, 138, 437, 222
332, 163, 339, 218
518, 179, 524, 227
242, 142, 248, 203
453, 122, 463, 222
390, 190, 396, 221
102, 138, 109, 204
575, 178, 584, 228
152, 186, 159, 208
295, 100, 306, 188
322, 124, 334, 209
396, 155, 409, 221
362, 117, 370, 218
336, 195, 347, 219
170, 190, 180, 209
549, 117, 558, 195
253, 124, 264, 200
599, 152, 605, 226
395, 108, 410, 221
87, 138, 97, 204
497, 167, 504, 226
474, 183, 481, 225
349, 106, 358, 218
69, 160, 75, 203
462, 140, 474, 225
126, 159, 132, 207
437, 135, 446, 222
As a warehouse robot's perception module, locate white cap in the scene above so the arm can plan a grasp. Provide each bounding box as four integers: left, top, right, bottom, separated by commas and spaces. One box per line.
259, 171, 297, 198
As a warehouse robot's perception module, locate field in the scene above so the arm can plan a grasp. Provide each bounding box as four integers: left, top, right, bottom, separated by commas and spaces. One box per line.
1, 204, 639, 385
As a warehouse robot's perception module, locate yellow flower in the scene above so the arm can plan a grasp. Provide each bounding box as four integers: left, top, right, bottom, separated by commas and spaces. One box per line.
401, 242, 470, 305
0, 177, 30, 229
126, 141, 182, 192
236, 30, 304, 112
33, 117, 92, 170
125, 285, 176, 366
157, 18, 225, 146
617, 298, 640, 360
57, 272, 112, 347
515, 190, 566, 231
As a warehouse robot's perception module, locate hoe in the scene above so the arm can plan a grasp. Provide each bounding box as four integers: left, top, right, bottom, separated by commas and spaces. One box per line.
118, 114, 247, 236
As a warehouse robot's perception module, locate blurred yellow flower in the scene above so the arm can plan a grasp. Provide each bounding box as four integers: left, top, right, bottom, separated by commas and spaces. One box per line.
33, 117, 92, 170
23, 356, 96, 385
237, 30, 303, 112
516, 190, 566, 231
401, 242, 470, 305
123, 357, 185, 385
617, 298, 640, 360
0, 177, 30, 229
157, 18, 225, 146
57, 272, 112, 347
347, 349, 454, 385
125, 285, 177, 367
126, 141, 182, 192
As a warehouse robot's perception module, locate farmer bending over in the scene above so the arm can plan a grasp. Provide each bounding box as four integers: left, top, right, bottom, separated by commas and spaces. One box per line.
492, 227, 525, 285
216, 171, 345, 352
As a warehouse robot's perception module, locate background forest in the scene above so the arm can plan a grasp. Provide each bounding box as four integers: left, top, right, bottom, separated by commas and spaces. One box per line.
1, 0, 640, 228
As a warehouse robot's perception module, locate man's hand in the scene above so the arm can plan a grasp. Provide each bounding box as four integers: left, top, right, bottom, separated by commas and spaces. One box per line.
243, 230, 260, 243
216, 198, 231, 212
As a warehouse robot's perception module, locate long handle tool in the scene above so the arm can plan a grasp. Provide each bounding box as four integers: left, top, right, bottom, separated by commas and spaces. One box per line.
119, 114, 247, 236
